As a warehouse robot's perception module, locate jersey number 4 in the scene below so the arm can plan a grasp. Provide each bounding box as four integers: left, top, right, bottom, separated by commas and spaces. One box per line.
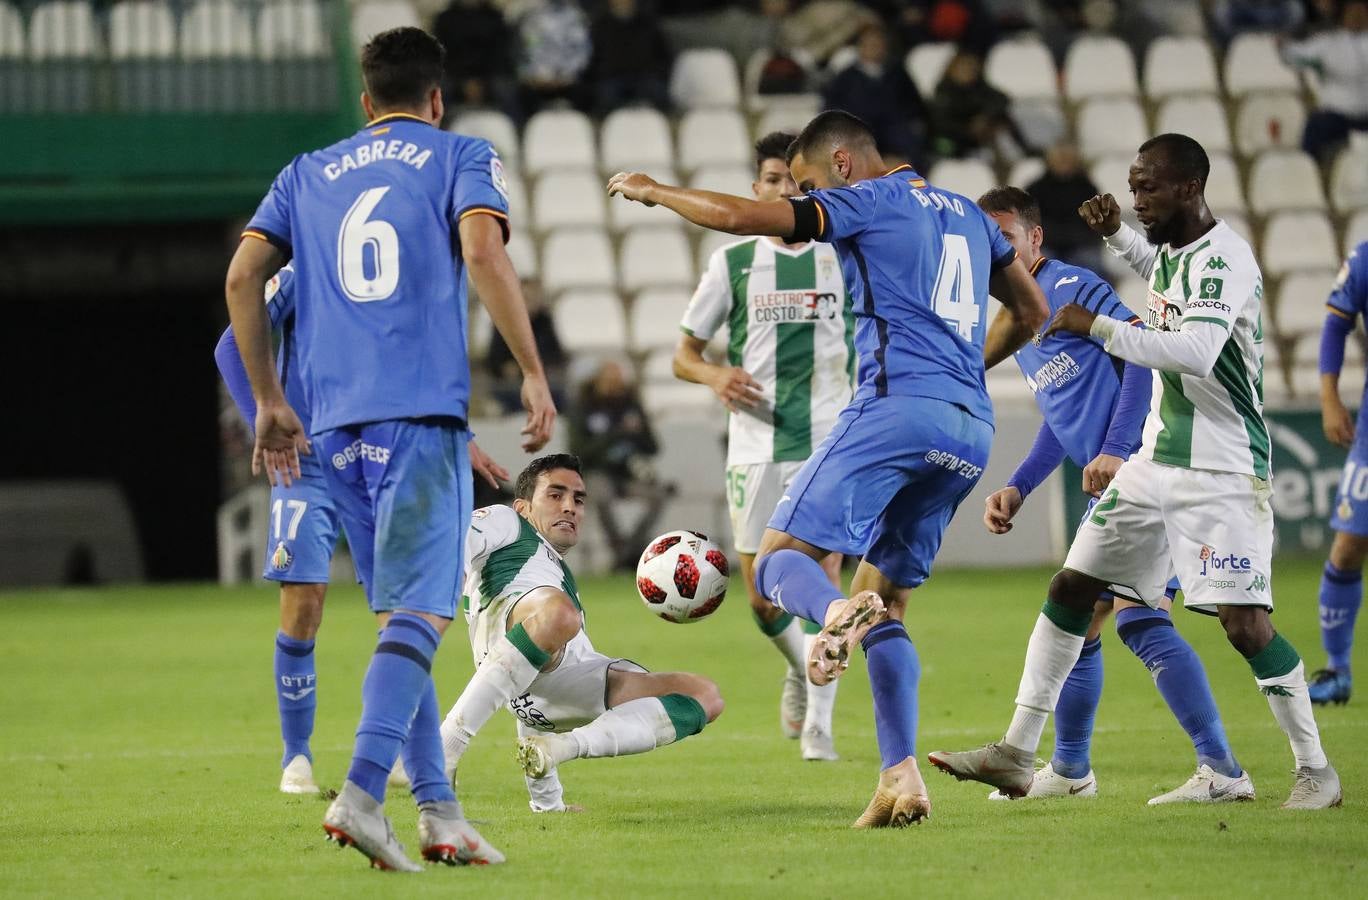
932, 234, 980, 341
337, 187, 400, 302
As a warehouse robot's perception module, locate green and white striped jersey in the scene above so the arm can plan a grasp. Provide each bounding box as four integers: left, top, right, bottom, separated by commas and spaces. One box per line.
463, 505, 580, 618
679, 238, 856, 466
1105, 220, 1270, 478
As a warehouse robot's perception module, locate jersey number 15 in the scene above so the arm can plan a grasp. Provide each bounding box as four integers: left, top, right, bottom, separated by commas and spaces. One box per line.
338, 187, 400, 303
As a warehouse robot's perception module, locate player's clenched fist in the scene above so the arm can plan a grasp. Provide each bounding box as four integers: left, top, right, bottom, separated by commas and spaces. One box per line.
607, 172, 659, 206
984, 486, 1023, 534
1042, 302, 1097, 340
1078, 193, 1121, 237
710, 365, 765, 413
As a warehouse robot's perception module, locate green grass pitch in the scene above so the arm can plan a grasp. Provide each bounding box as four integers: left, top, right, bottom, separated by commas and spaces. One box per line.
2, 558, 1365, 897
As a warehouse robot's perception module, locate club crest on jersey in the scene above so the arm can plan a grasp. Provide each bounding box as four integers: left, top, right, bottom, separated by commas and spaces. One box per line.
271, 541, 292, 571
1339, 497, 1353, 521
819, 256, 836, 280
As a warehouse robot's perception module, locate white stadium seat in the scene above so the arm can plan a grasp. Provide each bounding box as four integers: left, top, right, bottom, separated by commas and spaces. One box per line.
541, 229, 616, 293
1348, 210, 1368, 253
1330, 144, 1368, 214
28, 1, 100, 58
928, 158, 994, 201
1247, 150, 1327, 215
654, 418, 727, 490
1220, 211, 1253, 244
1206, 152, 1246, 215
1235, 92, 1306, 157
984, 37, 1057, 100
631, 287, 692, 351
531, 169, 606, 232
350, 0, 419, 49
498, 168, 527, 226
555, 290, 628, 353
608, 166, 680, 231
1076, 98, 1147, 161
180, 0, 253, 58
670, 48, 741, 109
599, 107, 674, 172
0, 3, 24, 57
1261, 211, 1339, 276
754, 94, 821, 137
619, 226, 694, 292
1008, 156, 1045, 189
689, 164, 753, 197
257, 0, 327, 59
642, 381, 715, 419
638, 348, 678, 383
109, 2, 175, 58
450, 110, 520, 168
906, 42, 955, 98
1274, 269, 1340, 336
1009, 97, 1067, 151
1088, 154, 1134, 198
1223, 33, 1300, 97
678, 109, 751, 171
523, 109, 596, 176
696, 228, 741, 274
504, 230, 538, 279
1143, 35, 1219, 99
1064, 34, 1138, 101
1155, 95, 1232, 155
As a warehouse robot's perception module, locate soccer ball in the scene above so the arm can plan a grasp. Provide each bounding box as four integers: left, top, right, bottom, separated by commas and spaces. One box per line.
635, 530, 729, 624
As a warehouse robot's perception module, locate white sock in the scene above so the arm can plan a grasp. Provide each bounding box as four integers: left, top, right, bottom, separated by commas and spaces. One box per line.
769, 615, 806, 673
1004, 613, 1085, 752
563, 697, 678, 761
441, 631, 545, 762
1257, 661, 1329, 769
803, 632, 838, 730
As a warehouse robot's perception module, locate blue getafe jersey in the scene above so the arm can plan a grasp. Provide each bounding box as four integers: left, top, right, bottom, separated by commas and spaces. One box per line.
1011, 258, 1143, 467
245, 113, 511, 433
264, 266, 310, 433
1328, 241, 1368, 426
800, 166, 1016, 425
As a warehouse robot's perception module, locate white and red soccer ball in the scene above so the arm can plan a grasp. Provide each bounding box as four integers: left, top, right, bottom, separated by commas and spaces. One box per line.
635, 530, 729, 623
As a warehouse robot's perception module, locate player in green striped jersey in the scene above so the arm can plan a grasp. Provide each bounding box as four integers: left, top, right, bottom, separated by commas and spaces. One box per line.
674, 132, 854, 761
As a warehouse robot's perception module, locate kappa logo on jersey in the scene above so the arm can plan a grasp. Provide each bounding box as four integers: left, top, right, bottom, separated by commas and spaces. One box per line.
271, 541, 292, 571
1198, 544, 1252, 577
1054, 275, 1080, 289
490, 155, 509, 202
331, 439, 392, 469
1204, 256, 1230, 271
1248, 573, 1268, 592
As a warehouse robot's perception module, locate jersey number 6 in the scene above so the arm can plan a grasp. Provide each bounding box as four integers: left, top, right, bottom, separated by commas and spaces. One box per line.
337, 186, 400, 302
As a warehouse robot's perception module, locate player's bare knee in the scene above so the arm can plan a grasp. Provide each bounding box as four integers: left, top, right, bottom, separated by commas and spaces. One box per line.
691, 676, 725, 722
1328, 533, 1368, 571
280, 583, 326, 639
1047, 569, 1103, 611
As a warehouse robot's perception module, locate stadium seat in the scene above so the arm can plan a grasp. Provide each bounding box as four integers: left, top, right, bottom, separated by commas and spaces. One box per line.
505, 230, 538, 279
523, 109, 596, 176
257, 0, 327, 59
449, 110, 520, 168
1235, 92, 1306, 157
984, 37, 1057, 100
1087, 154, 1134, 199
608, 166, 680, 231
180, 0, 253, 58
1261, 211, 1339, 275
1223, 33, 1300, 97
499, 168, 528, 227
638, 347, 678, 383
1063, 34, 1139, 101
1274, 269, 1339, 337
689, 164, 754, 198
1008, 156, 1045, 189
678, 109, 751, 171
1348, 210, 1368, 253
1247, 150, 1327, 215
1076, 98, 1147, 161
654, 418, 727, 491
906, 42, 955, 98
928, 158, 995, 200
754, 94, 822, 137
1330, 144, 1368, 214
1220, 210, 1253, 244
1009, 97, 1067, 151
599, 107, 675, 172
696, 228, 742, 273
619, 227, 694, 292
642, 381, 716, 419
109, 2, 176, 58
541, 229, 616, 293
669, 48, 742, 109
630, 286, 692, 351
0, 3, 23, 57
531, 169, 607, 232
1142, 35, 1219, 99
1206, 152, 1247, 215
28, 1, 100, 58
554, 289, 628, 353
1155, 95, 1232, 155
350, 0, 419, 49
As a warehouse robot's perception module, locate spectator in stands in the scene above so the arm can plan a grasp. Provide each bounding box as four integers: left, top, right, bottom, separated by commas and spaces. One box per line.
930, 47, 1031, 164
1281, 0, 1368, 162
866, 0, 998, 53
516, 0, 592, 114
783, 0, 882, 65
822, 22, 927, 164
1209, 0, 1306, 47
486, 279, 568, 415
434, 0, 520, 121
570, 360, 672, 571
1026, 140, 1105, 273
588, 0, 673, 115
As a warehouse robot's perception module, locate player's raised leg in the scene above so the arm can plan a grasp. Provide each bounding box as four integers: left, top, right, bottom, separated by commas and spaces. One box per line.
1312, 531, 1366, 704
276, 583, 325, 794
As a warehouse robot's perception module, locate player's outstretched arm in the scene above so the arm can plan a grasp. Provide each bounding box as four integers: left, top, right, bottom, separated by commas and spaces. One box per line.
1047, 305, 1227, 377
608, 172, 796, 238
673, 334, 763, 413
983, 256, 1050, 369
460, 213, 557, 452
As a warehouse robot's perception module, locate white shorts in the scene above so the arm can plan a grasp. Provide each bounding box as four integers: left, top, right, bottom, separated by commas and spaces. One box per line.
1063, 456, 1273, 614
726, 460, 805, 554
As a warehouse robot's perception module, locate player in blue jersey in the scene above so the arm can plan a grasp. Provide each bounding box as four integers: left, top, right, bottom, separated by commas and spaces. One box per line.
214, 265, 509, 797
974, 187, 1247, 802
609, 110, 1050, 826
1312, 241, 1368, 705
225, 28, 555, 870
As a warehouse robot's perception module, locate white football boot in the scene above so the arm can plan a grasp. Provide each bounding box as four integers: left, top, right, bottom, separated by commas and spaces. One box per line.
801, 723, 839, 761
417, 800, 505, 866
1147, 764, 1255, 805
1282, 764, 1343, 809
988, 762, 1096, 800
323, 781, 422, 872
280, 754, 319, 795
516, 733, 577, 779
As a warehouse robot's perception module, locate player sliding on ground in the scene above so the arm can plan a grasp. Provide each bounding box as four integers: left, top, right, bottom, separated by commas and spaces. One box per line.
436, 454, 723, 810
974, 187, 1250, 803
611, 110, 1050, 826
930, 133, 1342, 809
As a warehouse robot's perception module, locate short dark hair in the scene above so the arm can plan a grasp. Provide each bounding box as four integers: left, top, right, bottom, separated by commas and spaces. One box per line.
785, 110, 877, 166
755, 130, 798, 175
515, 453, 583, 501
361, 27, 445, 110
1137, 133, 1210, 187
977, 186, 1042, 230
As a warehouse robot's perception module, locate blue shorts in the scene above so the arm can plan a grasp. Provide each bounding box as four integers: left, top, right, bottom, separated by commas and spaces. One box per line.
768, 396, 992, 589
1079, 494, 1181, 601
1330, 451, 1368, 537
315, 417, 471, 618
262, 467, 341, 584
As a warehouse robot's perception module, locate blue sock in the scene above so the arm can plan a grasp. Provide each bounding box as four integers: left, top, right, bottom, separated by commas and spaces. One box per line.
274, 632, 316, 768
1051, 637, 1102, 779
861, 620, 919, 769
1320, 562, 1361, 672
401, 676, 457, 806
346, 613, 442, 802
1116, 606, 1241, 777
754, 550, 844, 625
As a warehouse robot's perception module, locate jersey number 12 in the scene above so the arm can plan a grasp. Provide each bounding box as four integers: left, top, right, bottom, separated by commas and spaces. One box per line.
931, 233, 980, 341
337, 187, 400, 302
